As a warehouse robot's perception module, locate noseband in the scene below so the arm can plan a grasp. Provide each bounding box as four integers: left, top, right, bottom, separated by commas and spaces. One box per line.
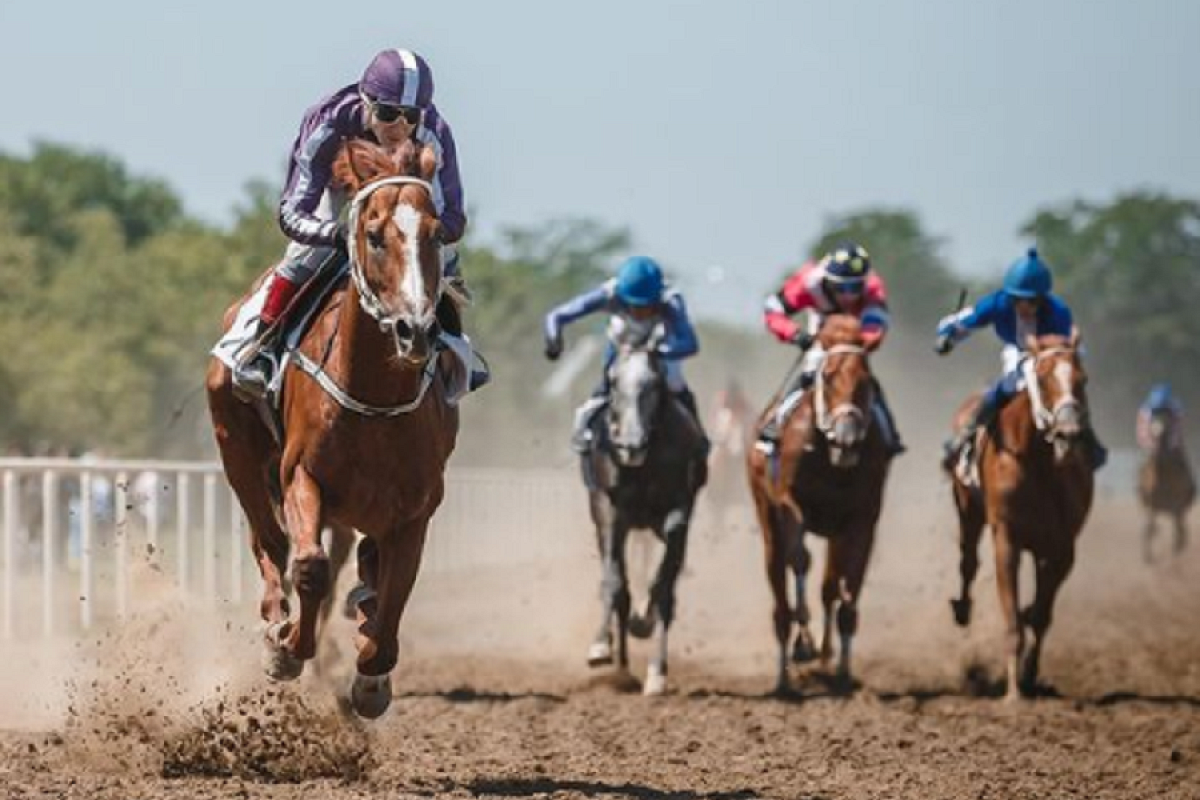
813, 344, 869, 439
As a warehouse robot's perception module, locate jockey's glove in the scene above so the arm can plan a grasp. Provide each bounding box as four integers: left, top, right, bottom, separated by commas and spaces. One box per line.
791, 331, 816, 351
544, 336, 563, 361
934, 335, 955, 356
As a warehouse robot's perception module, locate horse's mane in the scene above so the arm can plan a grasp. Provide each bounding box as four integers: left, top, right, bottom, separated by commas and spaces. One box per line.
818, 315, 865, 349
331, 139, 435, 193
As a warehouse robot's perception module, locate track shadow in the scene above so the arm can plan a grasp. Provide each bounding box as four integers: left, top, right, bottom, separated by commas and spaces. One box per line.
1093, 692, 1200, 709
396, 687, 566, 704
465, 777, 775, 799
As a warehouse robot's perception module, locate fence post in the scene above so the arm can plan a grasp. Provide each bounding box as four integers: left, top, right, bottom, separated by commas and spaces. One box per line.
115, 471, 129, 621
176, 473, 190, 594
3, 471, 17, 640
80, 472, 93, 630
203, 473, 217, 603
42, 471, 57, 637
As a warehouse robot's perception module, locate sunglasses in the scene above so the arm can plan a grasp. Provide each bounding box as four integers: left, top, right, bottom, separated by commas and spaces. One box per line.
832, 280, 865, 295
369, 100, 422, 126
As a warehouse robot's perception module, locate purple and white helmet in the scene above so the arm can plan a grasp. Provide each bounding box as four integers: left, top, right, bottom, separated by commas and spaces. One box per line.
359, 49, 435, 109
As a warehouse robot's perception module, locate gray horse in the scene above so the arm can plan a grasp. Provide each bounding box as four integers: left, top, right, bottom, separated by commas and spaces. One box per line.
580, 336, 707, 695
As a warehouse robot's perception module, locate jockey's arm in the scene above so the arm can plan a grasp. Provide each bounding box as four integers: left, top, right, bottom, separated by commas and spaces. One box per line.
763, 270, 818, 343
936, 291, 1001, 346
658, 293, 700, 360
543, 284, 611, 346
860, 304, 890, 352
420, 109, 467, 244
278, 123, 348, 248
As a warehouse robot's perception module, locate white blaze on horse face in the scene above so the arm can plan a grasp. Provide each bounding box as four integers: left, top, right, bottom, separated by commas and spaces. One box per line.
1052, 359, 1075, 407
613, 352, 656, 449
393, 201, 427, 320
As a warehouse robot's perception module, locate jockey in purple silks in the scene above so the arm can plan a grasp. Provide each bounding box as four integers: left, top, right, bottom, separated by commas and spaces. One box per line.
234, 48, 478, 399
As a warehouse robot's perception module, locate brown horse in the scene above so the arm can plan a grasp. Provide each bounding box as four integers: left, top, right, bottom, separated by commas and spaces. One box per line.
706, 379, 754, 520
747, 316, 891, 693
206, 139, 458, 718
948, 332, 1094, 700
1138, 412, 1195, 562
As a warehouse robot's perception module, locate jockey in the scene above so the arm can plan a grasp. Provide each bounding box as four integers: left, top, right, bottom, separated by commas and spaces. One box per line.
234, 48, 473, 399
1138, 382, 1185, 452
936, 247, 1107, 470
755, 242, 906, 457
543, 256, 706, 454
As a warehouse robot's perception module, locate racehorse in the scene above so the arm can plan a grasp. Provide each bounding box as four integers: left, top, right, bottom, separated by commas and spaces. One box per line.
581, 330, 707, 695
747, 316, 891, 694
1138, 411, 1195, 562
948, 332, 1094, 700
207, 139, 458, 718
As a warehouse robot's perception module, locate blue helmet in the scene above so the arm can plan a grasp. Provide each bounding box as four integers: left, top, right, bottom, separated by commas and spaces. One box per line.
615, 256, 665, 307
824, 242, 872, 285
1003, 247, 1053, 299
1148, 383, 1174, 409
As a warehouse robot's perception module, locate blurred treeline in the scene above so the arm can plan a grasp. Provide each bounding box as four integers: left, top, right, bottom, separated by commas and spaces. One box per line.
0, 142, 1196, 459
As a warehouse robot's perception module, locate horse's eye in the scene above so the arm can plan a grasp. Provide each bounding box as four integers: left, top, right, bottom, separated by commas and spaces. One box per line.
367, 228, 385, 250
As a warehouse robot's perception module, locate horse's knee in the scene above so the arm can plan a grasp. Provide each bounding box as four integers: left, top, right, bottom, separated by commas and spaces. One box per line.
291, 553, 331, 598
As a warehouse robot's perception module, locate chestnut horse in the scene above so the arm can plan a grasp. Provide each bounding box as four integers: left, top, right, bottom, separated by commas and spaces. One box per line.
206, 139, 457, 718
1138, 412, 1195, 562
747, 316, 891, 693
582, 331, 707, 695
948, 333, 1093, 700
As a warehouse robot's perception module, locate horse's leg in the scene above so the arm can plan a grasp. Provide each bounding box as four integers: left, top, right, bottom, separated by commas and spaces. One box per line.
1021, 552, 1074, 695
313, 523, 355, 679
643, 506, 692, 696
828, 525, 874, 685
818, 547, 839, 669
589, 501, 630, 669
951, 483, 985, 627
754, 493, 792, 693
350, 520, 428, 719
207, 362, 299, 680
280, 464, 330, 663
992, 525, 1024, 701
1173, 512, 1188, 556
1143, 512, 1157, 564
790, 528, 817, 664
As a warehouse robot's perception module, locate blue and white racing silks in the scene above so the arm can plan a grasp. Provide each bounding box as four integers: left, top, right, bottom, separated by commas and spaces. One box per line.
543, 279, 700, 360
937, 290, 1074, 349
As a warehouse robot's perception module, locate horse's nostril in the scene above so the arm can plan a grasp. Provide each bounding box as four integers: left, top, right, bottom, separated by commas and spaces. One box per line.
394, 320, 413, 340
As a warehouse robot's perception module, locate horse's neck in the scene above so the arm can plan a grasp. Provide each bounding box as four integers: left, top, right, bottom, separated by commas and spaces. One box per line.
997, 392, 1039, 455
335, 286, 426, 406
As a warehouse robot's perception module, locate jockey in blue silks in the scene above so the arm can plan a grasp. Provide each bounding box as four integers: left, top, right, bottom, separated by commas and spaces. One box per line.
935, 247, 1107, 470
543, 256, 706, 454
1138, 382, 1186, 452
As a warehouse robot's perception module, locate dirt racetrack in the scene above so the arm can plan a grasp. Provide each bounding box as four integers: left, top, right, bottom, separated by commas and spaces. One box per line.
1, 460, 1198, 799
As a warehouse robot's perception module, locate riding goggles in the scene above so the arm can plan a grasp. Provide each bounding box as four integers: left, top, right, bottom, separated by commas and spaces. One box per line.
368, 100, 422, 126
831, 279, 866, 295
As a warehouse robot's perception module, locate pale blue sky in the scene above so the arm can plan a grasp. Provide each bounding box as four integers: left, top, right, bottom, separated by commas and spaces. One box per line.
2, 0, 1198, 322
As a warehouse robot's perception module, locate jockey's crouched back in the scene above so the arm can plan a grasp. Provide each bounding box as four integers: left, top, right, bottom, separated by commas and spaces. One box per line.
543, 256, 707, 456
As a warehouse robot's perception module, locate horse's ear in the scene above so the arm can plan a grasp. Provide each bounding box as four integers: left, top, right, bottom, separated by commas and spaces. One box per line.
418, 145, 438, 182
1069, 326, 1082, 349
1024, 333, 1040, 354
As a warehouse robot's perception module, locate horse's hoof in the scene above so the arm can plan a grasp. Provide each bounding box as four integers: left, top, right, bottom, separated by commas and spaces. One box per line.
950, 598, 972, 628
262, 622, 304, 682
350, 672, 393, 719
587, 641, 613, 667
627, 614, 654, 640
791, 635, 817, 664
643, 665, 667, 696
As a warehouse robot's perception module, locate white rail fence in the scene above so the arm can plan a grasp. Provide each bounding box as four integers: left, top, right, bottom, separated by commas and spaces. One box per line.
0, 458, 587, 640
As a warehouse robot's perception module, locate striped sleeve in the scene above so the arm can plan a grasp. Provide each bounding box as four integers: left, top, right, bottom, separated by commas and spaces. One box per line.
278, 118, 345, 246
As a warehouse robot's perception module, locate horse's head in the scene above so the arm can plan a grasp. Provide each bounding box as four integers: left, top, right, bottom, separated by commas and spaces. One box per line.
606, 331, 667, 467
333, 139, 443, 364
813, 316, 873, 468
1024, 330, 1089, 463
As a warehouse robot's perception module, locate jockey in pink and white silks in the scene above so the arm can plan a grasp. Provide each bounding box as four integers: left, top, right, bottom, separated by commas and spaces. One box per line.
233, 48, 479, 399
543, 256, 706, 455
756, 242, 906, 457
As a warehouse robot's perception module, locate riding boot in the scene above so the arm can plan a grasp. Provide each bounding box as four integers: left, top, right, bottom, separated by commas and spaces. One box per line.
871, 377, 907, 457
232, 274, 301, 401
942, 395, 999, 472
755, 371, 815, 455
1082, 426, 1108, 471
572, 393, 609, 454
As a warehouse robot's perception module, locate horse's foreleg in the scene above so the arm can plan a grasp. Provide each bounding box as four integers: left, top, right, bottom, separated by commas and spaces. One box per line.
1173, 512, 1188, 556
1144, 513, 1157, 564
590, 506, 629, 669
350, 520, 428, 719
1022, 552, 1074, 695
828, 529, 873, 684
992, 526, 1024, 700
313, 523, 356, 679
790, 527, 816, 664
281, 464, 329, 663
952, 484, 985, 627
755, 493, 792, 693
644, 507, 692, 696
818, 554, 838, 668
